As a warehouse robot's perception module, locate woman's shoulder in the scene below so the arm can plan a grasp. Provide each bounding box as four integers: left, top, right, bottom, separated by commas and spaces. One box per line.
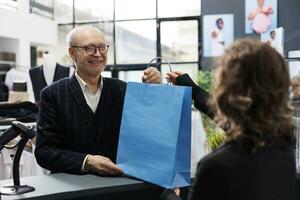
198, 141, 238, 168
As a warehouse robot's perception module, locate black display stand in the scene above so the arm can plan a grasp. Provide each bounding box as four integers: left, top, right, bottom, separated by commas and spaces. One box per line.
0, 121, 36, 195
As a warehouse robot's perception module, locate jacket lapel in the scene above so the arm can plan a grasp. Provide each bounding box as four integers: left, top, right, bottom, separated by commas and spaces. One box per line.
68, 74, 95, 130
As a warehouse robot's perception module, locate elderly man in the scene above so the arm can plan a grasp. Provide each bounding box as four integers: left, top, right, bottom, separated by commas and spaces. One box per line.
35, 26, 161, 175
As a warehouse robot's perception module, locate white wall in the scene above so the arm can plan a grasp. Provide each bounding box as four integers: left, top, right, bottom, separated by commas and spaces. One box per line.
0, 9, 57, 44
0, 0, 58, 67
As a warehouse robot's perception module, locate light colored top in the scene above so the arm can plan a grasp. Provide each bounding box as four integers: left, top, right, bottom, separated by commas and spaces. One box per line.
5, 67, 35, 102
211, 28, 225, 57
74, 71, 103, 113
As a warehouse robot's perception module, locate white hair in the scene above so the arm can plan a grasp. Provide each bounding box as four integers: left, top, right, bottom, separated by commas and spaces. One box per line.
65, 26, 105, 47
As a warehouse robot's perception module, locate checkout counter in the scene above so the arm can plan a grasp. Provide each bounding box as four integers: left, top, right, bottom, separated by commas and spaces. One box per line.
0, 103, 299, 199
0, 172, 299, 200
0, 173, 164, 200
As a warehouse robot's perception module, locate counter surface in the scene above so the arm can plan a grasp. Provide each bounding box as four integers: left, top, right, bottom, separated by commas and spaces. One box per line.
0, 173, 162, 200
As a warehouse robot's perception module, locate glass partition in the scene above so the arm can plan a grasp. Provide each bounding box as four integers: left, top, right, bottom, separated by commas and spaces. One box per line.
115, 20, 156, 64
75, 0, 113, 22
0, 0, 18, 10
158, 0, 200, 18
54, 0, 73, 23
115, 0, 156, 20
161, 20, 198, 62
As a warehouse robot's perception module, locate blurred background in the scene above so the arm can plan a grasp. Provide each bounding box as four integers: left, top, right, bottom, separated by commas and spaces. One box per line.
0, 0, 299, 97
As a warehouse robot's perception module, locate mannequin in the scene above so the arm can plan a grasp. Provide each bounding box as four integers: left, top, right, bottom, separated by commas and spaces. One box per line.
29, 51, 73, 102
43, 52, 57, 86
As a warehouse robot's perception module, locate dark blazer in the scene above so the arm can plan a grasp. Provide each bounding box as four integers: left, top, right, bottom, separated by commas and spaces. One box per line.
162, 137, 296, 200
35, 75, 126, 174
29, 63, 71, 102
161, 74, 296, 200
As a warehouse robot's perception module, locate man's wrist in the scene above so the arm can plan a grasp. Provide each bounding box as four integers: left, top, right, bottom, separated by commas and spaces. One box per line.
82, 154, 90, 172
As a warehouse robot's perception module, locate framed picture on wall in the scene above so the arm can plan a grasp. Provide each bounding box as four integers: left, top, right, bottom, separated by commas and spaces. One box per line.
203, 14, 234, 57
261, 27, 284, 55
245, 0, 277, 34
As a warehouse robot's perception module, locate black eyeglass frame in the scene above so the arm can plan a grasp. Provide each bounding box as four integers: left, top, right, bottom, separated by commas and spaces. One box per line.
71, 44, 109, 55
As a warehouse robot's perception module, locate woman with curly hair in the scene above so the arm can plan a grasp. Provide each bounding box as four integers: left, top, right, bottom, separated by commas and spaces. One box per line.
162, 38, 296, 200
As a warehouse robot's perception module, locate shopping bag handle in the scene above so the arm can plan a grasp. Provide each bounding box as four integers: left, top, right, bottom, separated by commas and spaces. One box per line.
146, 57, 173, 72
146, 57, 173, 85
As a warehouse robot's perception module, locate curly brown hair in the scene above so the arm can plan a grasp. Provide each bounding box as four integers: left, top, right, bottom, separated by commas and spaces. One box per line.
210, 38, 293, 149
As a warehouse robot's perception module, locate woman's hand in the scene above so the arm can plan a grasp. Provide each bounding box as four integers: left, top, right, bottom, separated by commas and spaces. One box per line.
166, 71, 184, 85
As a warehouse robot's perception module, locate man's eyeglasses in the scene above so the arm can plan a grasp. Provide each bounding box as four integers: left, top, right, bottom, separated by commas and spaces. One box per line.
71, 45, 109, 55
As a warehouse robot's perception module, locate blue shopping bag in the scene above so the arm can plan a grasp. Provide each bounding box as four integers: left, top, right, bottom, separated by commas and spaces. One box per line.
117, 82, 192, 188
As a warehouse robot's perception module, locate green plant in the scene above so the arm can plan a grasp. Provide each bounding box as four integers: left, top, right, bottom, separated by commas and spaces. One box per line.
197, 70, 225, 151
197, 70, 213, 93
205, 124, 225, 151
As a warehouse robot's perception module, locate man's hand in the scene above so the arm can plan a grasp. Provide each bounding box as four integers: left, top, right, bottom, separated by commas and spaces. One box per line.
166, 71, 184, 85
84, 155, 123, 175
173, 187, 180, 197
142, 67, 161, 84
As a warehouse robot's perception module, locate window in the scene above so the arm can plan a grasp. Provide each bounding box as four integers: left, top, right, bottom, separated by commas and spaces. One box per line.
56, 25, 73, 65
160, 20, 198, 62
116, 20, 156, 64
115, 0, 156, 20
158, 0, 200, 18
0, 0, 17, 10
75, 0, 113, 22
54, 0, 73, 23
30, 0, 54, 19
53, 0, 201, 80
118, 71, 144, 82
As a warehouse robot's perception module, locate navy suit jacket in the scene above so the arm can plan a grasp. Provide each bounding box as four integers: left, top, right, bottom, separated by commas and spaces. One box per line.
35, 75, 126, 174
